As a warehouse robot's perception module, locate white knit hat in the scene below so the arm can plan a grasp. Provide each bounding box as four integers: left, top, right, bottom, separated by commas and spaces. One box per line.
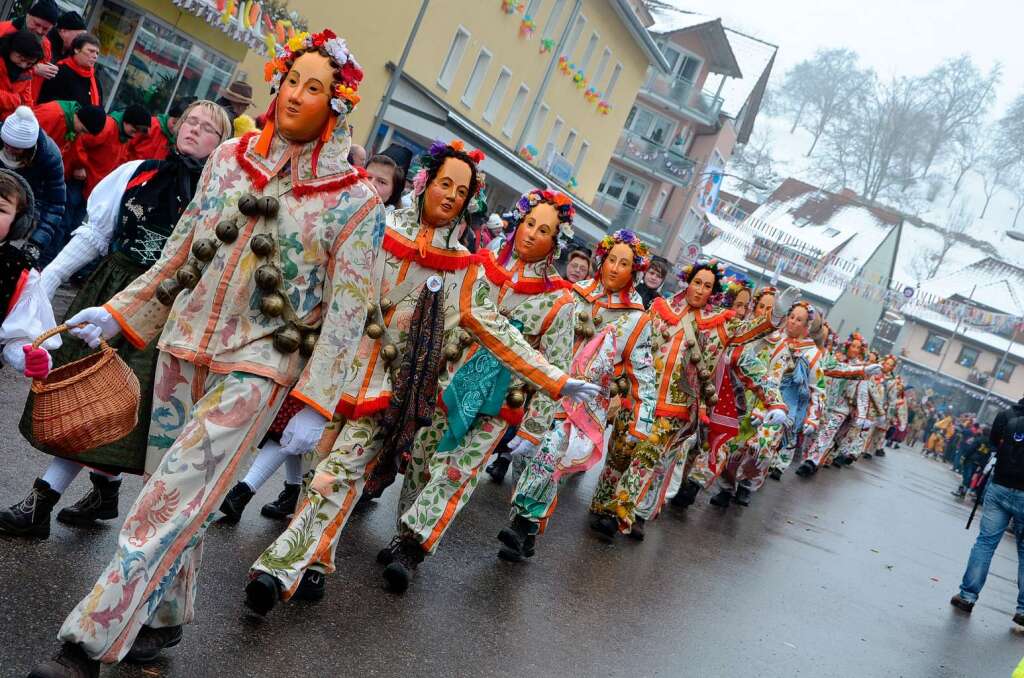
1, 106, 40, 149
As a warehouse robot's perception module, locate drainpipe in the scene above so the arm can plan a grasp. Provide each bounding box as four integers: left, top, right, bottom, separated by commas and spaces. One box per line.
365, 0, 431, 153
515, 0, 582, 156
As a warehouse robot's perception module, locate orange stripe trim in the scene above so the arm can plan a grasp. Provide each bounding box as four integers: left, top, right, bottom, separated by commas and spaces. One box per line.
104, 303, 146, 349
383, 230, 474, 271
290, 389, 332, 419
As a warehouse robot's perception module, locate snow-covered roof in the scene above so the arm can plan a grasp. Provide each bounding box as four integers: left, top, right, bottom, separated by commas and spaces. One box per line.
707, 28, 777, 119
648, 9, 718, 34
647, 8, 741, 78
904, 308, 1024, 361
917, 258, 1024, 317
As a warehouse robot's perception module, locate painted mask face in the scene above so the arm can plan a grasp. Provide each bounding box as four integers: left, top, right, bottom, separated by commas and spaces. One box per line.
514, 202, 557, 262
685, 269, 716, 309
422, 157, 472, 227
754, 293, 775, 319
731, 289, 751, 319
600, 243, 635, 292
847, 340, 863, 360
785, 306, 810, 339
883, 357, 897, 374
276, 51, 335, 143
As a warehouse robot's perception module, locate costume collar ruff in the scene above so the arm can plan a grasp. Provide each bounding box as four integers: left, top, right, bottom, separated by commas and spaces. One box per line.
478, 249, 570, 294
572, 278, 644, 309
235, 130, 369, 198
382, 208, 474, 271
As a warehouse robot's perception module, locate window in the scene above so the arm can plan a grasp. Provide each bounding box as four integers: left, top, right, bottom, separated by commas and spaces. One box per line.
562, 14, 585, 58
995, 362, 1017, 382
922, 332, 945, 354
483, 67, 512, 123
524, 103, 549, 147
956, 346, 980, 368
824, 227, 841, 237
562, 129, 577, 156
438, 26, 470, 91
605, 63, 623, 99
461, 48, 492, 107
525, 0, 543, 17
544, 116, 564, 162
663, 43, 702, 84
598, 169, 648, 209
579, 32, 599, 70
541, 0, 566, 39
574, 140, 589, 174
624, 106, 674, 145
502, 83, 530, 138
593, 48, 611, 87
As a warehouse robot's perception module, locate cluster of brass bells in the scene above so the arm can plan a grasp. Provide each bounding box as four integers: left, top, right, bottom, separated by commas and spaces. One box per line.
364, 300, 399, 365
608, 376, 631, 397
505, 387, 526, 408
238, 193, 280, 219
575, 310, 602, 339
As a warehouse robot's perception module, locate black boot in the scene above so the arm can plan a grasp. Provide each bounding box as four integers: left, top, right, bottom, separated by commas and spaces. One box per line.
875, 448, 886, 457
768, 468, 783, 481
0, 478, 60, 538
670, 479, 701, 509
376, 535, 402, 566
861, 451, 873, 459
733, 486, 752, 506
382, 536, 425, 593
497, 515, 538, 562
27, 642, 99, 678
244, 572, 281, 616
57, 473, 121, 526
589, 513, 619, 541
485, 454, 511, 484
628, 516, 646, 541
293, 569, 325, 602
260, 482, 301, 521
218, 482, 255, 524
795, 460, 817, 477
842, 454, 856, 465
709, 489, 733, 507
125, 624, 183, 663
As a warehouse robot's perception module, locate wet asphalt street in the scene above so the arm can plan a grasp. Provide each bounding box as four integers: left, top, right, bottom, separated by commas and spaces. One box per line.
0, 347, 1022, 677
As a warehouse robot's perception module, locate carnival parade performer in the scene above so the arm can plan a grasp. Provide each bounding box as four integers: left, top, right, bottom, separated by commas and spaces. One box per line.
247, 142, 600, 610
867, 355, 902, 458
832, 344, 884, 466
27, 28, 386, 676
499, 228, 656, 560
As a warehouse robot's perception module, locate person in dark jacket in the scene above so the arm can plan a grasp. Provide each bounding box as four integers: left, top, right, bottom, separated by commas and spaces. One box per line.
0, 105, 64, 267
0, 29, 44, 116
46, 11, 85, 60
37, 32, 101, 108
636, 257, 668, 308
953, 426, 990, 498
951, 397, 1024, 626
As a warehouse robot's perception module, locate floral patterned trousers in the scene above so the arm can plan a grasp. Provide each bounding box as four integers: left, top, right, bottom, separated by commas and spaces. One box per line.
836, 421, 872, 459
59, 352, 285, 662
806, 409, 848, 466
717, 420, 786, 493
509, 423, 571, 532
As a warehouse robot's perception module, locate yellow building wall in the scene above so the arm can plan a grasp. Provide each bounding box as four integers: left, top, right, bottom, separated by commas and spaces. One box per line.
134, 0, 249, 61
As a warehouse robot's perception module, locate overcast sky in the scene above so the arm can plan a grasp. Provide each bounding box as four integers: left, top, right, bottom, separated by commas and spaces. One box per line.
666, 0, 1024, 114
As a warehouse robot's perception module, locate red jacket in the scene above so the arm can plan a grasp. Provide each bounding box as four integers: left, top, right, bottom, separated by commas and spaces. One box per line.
0, 20, 51, 104
33, 101, 80, 174
75, 116, 128, 195
0, 57, 33, 117
125, 115, 172, 161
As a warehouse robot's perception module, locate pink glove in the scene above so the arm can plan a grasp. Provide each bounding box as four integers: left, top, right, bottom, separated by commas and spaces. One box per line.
23, 345, 51, 379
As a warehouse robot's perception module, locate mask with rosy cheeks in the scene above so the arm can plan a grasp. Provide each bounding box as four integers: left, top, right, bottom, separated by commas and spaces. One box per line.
600, 243, 636, 292
785, 307, 810, 339
513, 202, 558, 262
731, 290, 750, 318
754, 293, 775, 319
275, 52, 336, 143
882, 358, 897, 374
847, 340, 863, 360
422, 157, 472, 227
685, 270, 716, 309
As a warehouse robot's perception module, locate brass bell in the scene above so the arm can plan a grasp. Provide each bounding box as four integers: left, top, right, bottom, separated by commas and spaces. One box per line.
689, 352, 700, 364
257, 196, 280, 219
458, 329, 472, 347
708, 394, 719, 405
238, 193, 259, 216
175, 262, 202, 290
699, 369, 711, 381
578, 310, 589, 322
583, 325, 595, 338
575, 323, 586, 336
299, 331, 319, 357
192, 238, 217, 262
365, 322, 384, 340
156, 279, 182, 306
609, 382, 620, 397
443, 344, 461, 362
366, 300, 378, 316
617, 377, 630, 394
685, 338, 696, 348
215, 221, 239, 243
250, 234, 274, 257
260, 292, 286, 317
505, 388, 526, 408
272, 324, 301, 353
380, 343, 398, 363
594, 314, 604, 325
703, 383, 716, 396
255, 264, 283, 292
380, 297, 394, 312
661, 329, 671, 340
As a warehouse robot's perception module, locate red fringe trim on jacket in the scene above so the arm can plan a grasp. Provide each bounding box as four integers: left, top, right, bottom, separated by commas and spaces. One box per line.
383, 231, 475, 271
476, 251, 571, 294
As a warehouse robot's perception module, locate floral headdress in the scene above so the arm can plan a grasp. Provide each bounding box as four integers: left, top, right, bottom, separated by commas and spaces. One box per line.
710, 269, 752, 309
411, 139, 486, 197
753, 285, 778, 307
843, 331, 865, 355
263, 29, 363, 116
594, 229, 651, 274
679, 258, 725, 295
502, 189, 575, 257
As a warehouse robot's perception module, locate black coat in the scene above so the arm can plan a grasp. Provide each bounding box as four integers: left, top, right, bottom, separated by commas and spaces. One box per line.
991, 402, 1024, 491
37, 63, 102, 108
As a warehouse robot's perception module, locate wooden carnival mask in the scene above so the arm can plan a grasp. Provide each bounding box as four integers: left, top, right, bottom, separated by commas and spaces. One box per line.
422, 157, 472, 227
685, 269, 716, 309
513, 202, 558, 263
600, 243, 635, 293
276, 51, 336, 143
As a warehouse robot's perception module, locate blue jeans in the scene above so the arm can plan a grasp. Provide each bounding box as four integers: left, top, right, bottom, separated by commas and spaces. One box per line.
960, 463, 977, 491
959, 482, 1024, 613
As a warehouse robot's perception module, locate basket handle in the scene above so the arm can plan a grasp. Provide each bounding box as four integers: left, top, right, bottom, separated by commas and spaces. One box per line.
32, 323, 110, 351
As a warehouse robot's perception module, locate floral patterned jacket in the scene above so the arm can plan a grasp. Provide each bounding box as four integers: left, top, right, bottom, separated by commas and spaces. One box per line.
820, 350, 869, 413
765, 336, 826, 430
335, 207, 568, 421
104, 129, 384, 419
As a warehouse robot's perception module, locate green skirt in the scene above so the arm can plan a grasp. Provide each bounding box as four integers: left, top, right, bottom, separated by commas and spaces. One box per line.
19, 251, 158, 475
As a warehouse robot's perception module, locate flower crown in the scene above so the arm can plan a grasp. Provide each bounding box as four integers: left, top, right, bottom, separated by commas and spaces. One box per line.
842, 331, 865, 354
411, 139, 486, 197
264, 29, 363, 115
710, 270, 752, 309
595, 229, 650, 272
509, 189, 575, 253
753, 285, 778, 305
678, 258, 726, 292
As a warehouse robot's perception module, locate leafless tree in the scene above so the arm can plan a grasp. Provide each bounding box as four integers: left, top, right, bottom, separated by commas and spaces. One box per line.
997, 92, 1024, 164
999, 160, 1024, 228
978, 145, 1012, 219
728, 128, 780, 198
932, 199, 973, 276
908, 242, 941, 282
947, 128, 983, 206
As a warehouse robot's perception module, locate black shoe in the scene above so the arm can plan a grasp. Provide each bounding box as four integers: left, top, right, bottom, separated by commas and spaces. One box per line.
382, 537, 425, 593
485, 455, 511, 484
218, 482, 255, 524
125, 624, 182, 663
733, 486, 752, 507
670, 479, 701, 509
861, 451, 873, 459
244, 572, 281, 616
950, 594, 974, 614
293, 569, 325, 602
497, 516, 537, 561
589, 514, 619, 541
1013, 613, 1024, 627
628, 516, 646, 541
709, 489, 733, 507
768, 468, 783, 481
842, 455, 856, 466
795, 460, 817, 477
57, 473, 120, 526
376, 534, 403, 565
28, 642, 99, 678
875, 449, 886, 457
0, 478, 59, 538
260, 482, 301, 521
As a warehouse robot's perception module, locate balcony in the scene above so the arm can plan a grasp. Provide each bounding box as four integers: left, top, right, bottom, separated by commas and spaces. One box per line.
641, 71, 725, 127
613, 129, 696, 187
592, 195, 675, 250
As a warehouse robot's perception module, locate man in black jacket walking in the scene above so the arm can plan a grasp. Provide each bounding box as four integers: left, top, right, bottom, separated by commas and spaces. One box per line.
951, 396, 1024, 625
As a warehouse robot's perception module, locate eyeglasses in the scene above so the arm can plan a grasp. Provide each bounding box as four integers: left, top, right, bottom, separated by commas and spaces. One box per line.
179, 116, 223, 140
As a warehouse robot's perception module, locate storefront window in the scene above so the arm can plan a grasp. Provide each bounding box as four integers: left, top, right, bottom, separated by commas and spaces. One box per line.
173, 42, 234, 108
93, 1, 142, 107
111, 17, 191, 113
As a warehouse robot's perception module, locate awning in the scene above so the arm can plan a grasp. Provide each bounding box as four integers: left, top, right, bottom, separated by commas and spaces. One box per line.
171, 0, 306, 54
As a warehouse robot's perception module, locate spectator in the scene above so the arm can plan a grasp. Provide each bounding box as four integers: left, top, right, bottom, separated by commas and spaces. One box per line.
636, 257, 668, 308
0, 106, 64, 267
565, 248, 592, 283
0, 30, 44, 117
37, 32, 101, 108
0, 0, 59, 95
951, 396, 1024, 626
233, 113, 257, 137
216, 79, 252, 119
348, 143, 367, 168
127, 96, 196, 161
953, 426, 991, 498
31, 100, 105, 173
365, 153, 405, 210
474, 213, 504, 251
46, 10, 85, 60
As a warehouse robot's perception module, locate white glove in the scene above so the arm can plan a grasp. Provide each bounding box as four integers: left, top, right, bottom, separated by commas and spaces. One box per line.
66, 306, 121, 348
561, 378, 600, 403
771, 287, 801, 326
865, 364, 883, 376
856, 417, 873, 430
803, 423, 816, 436
2, 341, 29, 372
763, 409, 787, 427
507, 435, 538, 458
280, 406, 328, 455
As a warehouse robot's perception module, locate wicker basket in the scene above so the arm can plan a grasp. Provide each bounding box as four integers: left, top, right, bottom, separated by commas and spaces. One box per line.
30, 324, 141, 456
